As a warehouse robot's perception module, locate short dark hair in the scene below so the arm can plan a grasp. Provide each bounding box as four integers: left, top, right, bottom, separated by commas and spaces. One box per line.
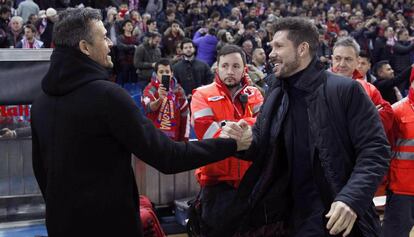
397, 28, 408, 40
53, 7, 102, 49
155, 58, 172, 72
359, 50, 371, 61
147, 19, 156, 26
148, 31, 162, 38
120, 19, 132, 34
180, 38, 194, 50
24, 24, 37, 33
373, 60, 389, 77
0, 6, 11, 15
217, 44, 247, 66
272, 17, 319, 57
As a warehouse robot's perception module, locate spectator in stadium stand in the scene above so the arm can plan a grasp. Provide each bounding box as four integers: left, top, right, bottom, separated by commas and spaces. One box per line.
139, 18, 158, 43
391, 28, 414, 94
216, 29, 232, 52
162, 20, 185, 58
357, 50, 377, 84
142, 58, 189, 141
30, 8, 252, 237
373, 60, 412, 104
7, 16, 23, 47
175, 2, 186, 26
241, 39, 253, 64
234, 22, 261, 49
251, 47, 270, 77
104, 7, 120, 46
16, 23, 43, 48
262, 20, 274, 55
116, 19, 139, 86
129, 10, 143, 36
159, 9, 177, 34
0, 5, 11, 48
36, 7, 57, 48
16, 0, 39, 23
350, 18, 378, 58
173, 38, 214, 98
331, 36, 394, 141
145, 0, 163, 20
193, 27, 218, 66
26, 13, 38, 25
242, 5, 259, 27
317, 29, 331, 69
133, 31, 162, 89
372, 26, 395, 65
139, 13, 151, 34
156, 2, 175, 26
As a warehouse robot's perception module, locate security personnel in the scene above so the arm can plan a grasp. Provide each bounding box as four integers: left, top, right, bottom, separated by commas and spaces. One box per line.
382, 73, 414, 237
190, 45, 263, 235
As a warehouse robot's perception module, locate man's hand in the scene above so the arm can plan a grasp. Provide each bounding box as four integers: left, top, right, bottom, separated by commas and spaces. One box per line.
0, 128, 16, 139
219, 120, 252, 151
157, 85, 167, 100
237, 121, 252, 151
220, 121, 243, 140
326, 201, 357, 237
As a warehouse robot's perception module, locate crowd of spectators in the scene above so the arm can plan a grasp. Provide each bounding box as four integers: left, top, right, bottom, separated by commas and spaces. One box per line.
1, 0, 414, 100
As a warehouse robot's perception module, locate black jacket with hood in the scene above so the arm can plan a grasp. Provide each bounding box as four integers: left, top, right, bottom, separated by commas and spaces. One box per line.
31, 47, 237, 237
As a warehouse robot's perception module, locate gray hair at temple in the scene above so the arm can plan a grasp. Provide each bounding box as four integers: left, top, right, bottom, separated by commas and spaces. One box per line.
53, 7, 102, 49
333, 36, 360, 57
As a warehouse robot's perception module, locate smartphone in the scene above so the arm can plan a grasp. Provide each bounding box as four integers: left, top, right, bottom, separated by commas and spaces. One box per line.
161, 75, 170, 91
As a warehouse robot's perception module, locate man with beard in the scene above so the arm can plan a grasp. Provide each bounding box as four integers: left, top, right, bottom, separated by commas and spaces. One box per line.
172, 38, 214, 98
190, 44, 263, 236
133, 31, 162, 90
210, 17, 390, 237
16, 24, 43, 48
30, 8, 252, 237
373, 60, 412, 104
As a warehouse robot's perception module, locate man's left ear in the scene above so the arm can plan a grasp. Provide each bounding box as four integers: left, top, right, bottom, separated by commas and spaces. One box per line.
299, 42, 309, 57
79, 40, 90, 56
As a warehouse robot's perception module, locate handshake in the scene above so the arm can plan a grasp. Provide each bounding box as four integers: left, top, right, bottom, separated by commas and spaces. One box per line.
219, 120, 252, 151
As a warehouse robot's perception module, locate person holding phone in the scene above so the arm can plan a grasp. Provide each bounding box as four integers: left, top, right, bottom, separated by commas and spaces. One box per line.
142, 58, 189, 141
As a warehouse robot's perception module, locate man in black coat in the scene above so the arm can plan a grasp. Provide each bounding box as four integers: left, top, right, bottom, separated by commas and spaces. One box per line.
30, 8, 251, 237
212, 17, 390, 237
373, 60, 412, 104
172, 38, 213, 98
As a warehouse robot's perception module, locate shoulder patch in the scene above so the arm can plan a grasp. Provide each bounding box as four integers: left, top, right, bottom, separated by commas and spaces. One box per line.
207, 96, 225, 101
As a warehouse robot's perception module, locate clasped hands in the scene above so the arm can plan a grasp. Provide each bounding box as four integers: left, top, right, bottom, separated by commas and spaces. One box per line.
218, 120, 252, 151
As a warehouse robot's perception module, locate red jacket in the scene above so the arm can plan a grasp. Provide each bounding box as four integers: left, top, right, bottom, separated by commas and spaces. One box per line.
390, 97, 414, 195
142, 75, 189, 141
191, 74, 264, 188
352, 70, 395, 141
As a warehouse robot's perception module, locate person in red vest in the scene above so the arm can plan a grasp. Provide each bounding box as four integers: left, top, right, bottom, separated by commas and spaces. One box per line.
190, 45, 263, 235
382, 72, 414, 237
